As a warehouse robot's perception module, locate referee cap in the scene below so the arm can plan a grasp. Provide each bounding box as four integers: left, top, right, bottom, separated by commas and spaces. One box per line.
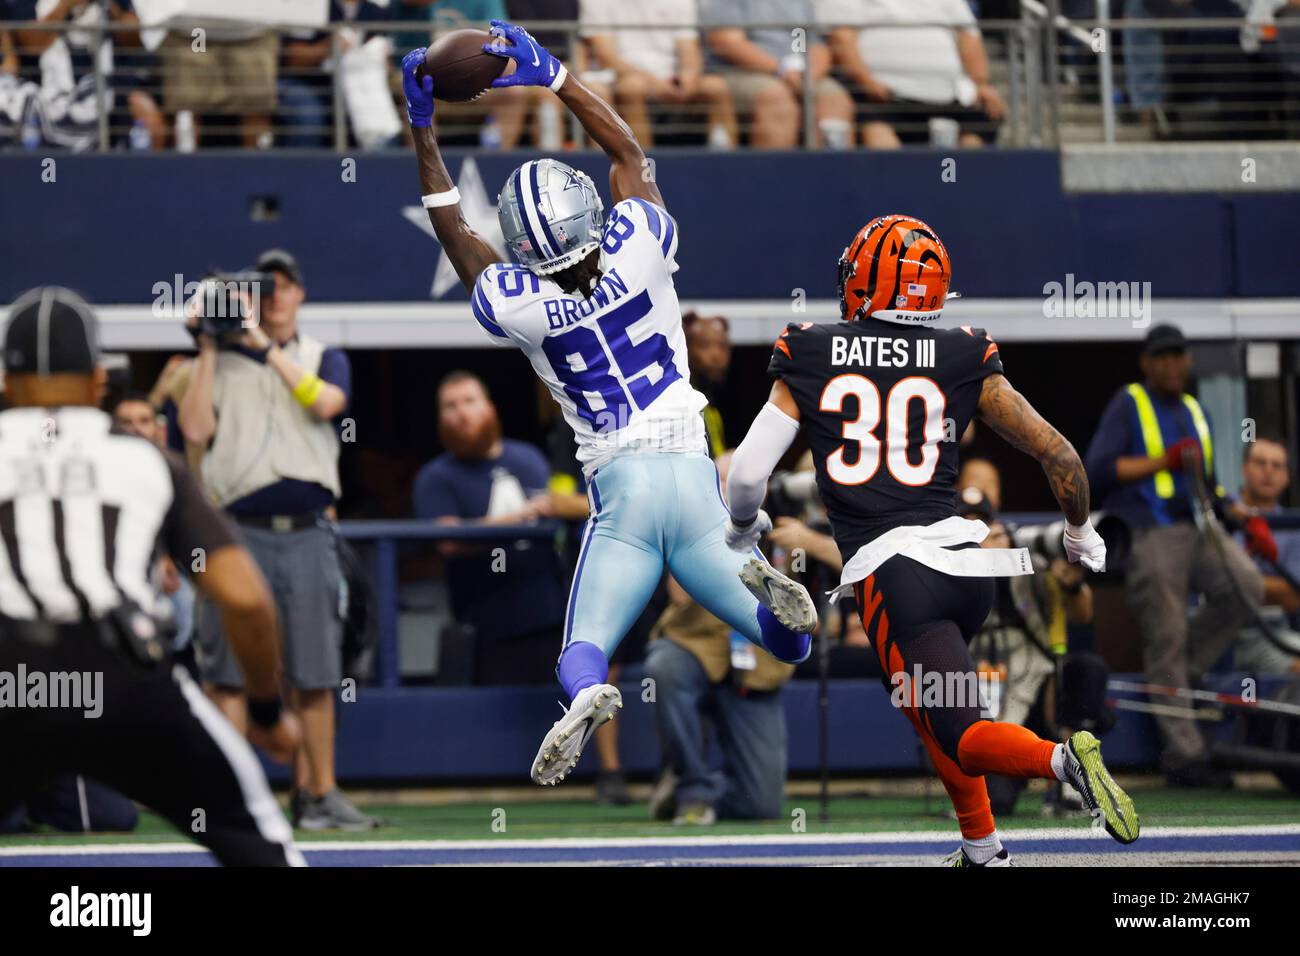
3, 286, 99, 376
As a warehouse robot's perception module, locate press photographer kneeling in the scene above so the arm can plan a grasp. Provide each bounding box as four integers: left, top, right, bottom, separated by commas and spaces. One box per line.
178, 250, 376, 831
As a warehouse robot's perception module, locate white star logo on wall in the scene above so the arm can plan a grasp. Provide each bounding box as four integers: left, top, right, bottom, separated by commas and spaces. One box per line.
401, 156, 506, 299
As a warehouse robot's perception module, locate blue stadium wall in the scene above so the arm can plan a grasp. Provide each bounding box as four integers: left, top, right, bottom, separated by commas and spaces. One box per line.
3, 149, 1299, 303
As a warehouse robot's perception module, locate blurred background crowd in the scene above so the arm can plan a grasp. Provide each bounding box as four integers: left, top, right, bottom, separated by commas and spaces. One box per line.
2, 0, 1300, 151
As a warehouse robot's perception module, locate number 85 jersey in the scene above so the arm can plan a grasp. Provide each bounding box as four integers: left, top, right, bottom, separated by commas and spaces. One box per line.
770, 319, 1004, 561
471, 197, 707, 475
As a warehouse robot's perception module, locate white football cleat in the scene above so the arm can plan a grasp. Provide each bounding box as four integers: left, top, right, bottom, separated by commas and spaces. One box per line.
740, 559, 817, 634
530, 683, 623, 786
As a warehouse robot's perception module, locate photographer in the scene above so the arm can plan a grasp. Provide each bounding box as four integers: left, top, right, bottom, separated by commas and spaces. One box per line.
179, 250, 376, 832
1084, 323, 1262, 788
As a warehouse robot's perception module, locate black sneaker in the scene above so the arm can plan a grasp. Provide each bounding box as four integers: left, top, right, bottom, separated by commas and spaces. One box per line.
594, 771, 631, 806
289, 788, 308, 828
1167, 760, 1234, 790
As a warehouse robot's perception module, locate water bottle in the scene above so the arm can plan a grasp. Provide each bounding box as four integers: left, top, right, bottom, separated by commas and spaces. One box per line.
175, 110, 196, 153
538, 99, 562, 151
20, 113, 41, 150
128, 119, 152, 151
478, 114, 502, 150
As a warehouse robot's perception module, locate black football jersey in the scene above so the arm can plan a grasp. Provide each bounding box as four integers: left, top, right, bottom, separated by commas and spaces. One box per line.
768, 318, 1005, 561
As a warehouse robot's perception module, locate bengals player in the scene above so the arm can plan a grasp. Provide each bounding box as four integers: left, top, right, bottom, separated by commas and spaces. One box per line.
723, 215, 1138, 866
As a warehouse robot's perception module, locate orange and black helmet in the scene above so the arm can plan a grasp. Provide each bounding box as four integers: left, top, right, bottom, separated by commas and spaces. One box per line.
837, 215, 953, 325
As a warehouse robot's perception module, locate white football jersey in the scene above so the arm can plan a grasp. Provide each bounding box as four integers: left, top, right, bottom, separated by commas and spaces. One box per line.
471, 197, 708, 475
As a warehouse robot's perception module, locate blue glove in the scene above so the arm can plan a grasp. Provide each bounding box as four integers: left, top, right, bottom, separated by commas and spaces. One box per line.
401, 47, 435, 127
482, 19, 567, 91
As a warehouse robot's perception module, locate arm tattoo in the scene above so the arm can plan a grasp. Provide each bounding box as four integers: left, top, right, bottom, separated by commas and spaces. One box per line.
978, 374, 1090, 525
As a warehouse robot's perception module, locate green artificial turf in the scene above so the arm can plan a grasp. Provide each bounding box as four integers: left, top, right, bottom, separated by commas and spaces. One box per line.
2, 780, 1295, 848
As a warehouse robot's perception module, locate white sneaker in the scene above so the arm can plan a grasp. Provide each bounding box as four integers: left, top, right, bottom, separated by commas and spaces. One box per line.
739, 559, 817, 634
530, 683, 623, 786
941, 846, 1015, 867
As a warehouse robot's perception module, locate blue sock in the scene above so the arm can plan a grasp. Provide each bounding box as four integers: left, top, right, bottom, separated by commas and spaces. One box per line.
557, 641, 609, 700
757, 606, 812, 664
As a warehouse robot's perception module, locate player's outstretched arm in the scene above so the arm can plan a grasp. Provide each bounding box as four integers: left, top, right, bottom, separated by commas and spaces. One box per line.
482, 20, 664, 208
977, 373, 1088, 523
403, 49, 499, 295
724, 380, 802, 552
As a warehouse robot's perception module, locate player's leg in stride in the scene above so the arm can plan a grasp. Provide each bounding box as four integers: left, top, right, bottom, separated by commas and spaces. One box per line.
532, 460, 666, 786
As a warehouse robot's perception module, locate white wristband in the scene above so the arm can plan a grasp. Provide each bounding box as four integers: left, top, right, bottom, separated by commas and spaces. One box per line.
548, 62, 568, 92
1065, 519, 1093, 538
421, 188, 461, 208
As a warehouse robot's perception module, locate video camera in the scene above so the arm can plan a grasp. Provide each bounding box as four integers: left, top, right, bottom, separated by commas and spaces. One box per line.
188, 270, 276, 341
1010, 514, 1131, 570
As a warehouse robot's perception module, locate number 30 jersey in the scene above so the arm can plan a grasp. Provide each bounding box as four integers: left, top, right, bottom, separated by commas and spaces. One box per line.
769, 319, 1005, 561
471, 197, 707, 475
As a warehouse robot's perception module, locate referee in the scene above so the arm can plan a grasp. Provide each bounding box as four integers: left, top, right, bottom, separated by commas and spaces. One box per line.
0, 287, 304, 866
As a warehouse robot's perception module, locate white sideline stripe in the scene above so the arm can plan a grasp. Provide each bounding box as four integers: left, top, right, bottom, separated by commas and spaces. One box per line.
3, 824, 1298, 857
3, 299, 1297, 349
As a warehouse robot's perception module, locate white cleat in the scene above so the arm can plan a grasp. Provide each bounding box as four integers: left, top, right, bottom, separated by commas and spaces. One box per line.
739, 559, 817, 634
530, 683, 623, 786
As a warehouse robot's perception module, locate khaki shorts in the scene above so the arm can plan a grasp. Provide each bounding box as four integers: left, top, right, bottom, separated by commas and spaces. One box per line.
161, 32, 280, 114
717, 68, 847, 114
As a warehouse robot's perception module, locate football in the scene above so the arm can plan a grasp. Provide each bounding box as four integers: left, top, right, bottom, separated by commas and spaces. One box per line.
418, 29, 508, 103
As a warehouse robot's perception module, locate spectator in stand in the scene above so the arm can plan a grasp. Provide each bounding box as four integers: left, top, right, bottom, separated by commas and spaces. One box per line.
278, 0, 391, 149
1084, 323, 1262, 788
1231, 437, 1300, 674
9, 0, 165, 149
1122, 0, 1182, 138
396, 0, 532, 147
505, 0, 583, 147
580, 0, 737, 148
1, 24, 15, 78
683, 311, 732, 456
110, 390, 197, 670
819, 0, 1005, 148
412, 371, 569, 685
701, 0, 855, 148
959, 456, 1003, 511
158, 14, 279, 148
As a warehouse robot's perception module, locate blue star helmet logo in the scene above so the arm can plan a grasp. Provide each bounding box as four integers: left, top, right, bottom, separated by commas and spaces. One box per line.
561, 168, 588, 195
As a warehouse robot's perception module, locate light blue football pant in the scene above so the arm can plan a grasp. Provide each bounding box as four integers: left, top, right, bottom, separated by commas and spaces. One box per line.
562, 452, 768, 659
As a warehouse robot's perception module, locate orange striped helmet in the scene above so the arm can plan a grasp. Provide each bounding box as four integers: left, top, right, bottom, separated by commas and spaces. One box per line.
837, 215, 953, 325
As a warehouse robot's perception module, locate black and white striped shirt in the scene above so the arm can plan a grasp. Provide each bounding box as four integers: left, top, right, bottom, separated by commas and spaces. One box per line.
0, 406, 234, 625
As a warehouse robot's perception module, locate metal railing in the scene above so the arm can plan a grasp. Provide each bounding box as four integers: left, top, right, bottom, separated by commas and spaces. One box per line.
1, 14, 1297, 151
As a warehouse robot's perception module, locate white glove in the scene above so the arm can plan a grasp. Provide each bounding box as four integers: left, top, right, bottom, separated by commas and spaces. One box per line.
1063, 519, 1106, 572
725, 509, 772, 553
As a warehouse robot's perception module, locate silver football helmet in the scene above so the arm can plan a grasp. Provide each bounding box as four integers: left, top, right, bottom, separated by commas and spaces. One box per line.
498, 159, 604, 275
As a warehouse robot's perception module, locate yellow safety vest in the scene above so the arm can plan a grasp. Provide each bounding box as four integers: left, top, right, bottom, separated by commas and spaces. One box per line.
1125, 383, 1213, 499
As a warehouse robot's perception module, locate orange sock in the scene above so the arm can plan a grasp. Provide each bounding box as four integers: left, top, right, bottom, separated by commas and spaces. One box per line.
957, 720, 1057, 779
920, 727, 995, 840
